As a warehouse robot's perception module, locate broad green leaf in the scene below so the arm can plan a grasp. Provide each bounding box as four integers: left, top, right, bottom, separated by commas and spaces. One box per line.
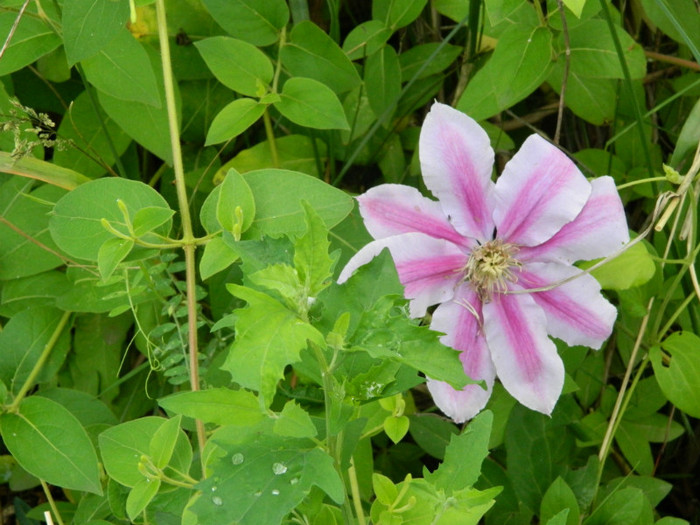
640, 0, 700, 61
126, 477, 161, 520
650, 332, 700, 418
158, 388, 265, 427
216, 168, 255, 234
97, 238, 134, 281
541, 477, 581, 525
562, 0, 586, 17
433, 0, 470, 22
365, 45, 401, 118
457, 25, 553, 121
149, 416, 182, 470
584, 487, 652, 525
383, 415, 410, 444
132, 206, 176, 237
99, 417, 192, 488
484, 0, 528, 27
248, 263, 302, 302
0, 178, 65, 280
62, 0, 130, 65
205, 98, 265, 146
581, 238, 655, 290
372, 0, 429, 29
192, 428, 343, 523
0, 271, 69, 317
222, 284, 325, 406
82, 29, 161, 107
425, 410, 492, 492
547, 67, 617, 125
201, 0, 289, 46
281, 21, 361, 94
275, 77, 350, 130
294, 201, 333, 297
53, 91, 132, 179
342, 20, 392, 60
195, 37, 273, 97
0, 396, 101, 494
615, 422, 654, 475
373, 473, 398, 505
408, 414, 459, 460
200, 236, 240, 280
399, 42, 463, 81
0, 10, 60, 76
0, 151, 90, 191
37, 387, 118, 428
50, 177, 173, 261
273, 401, 318, 438
0, 307, 70, 396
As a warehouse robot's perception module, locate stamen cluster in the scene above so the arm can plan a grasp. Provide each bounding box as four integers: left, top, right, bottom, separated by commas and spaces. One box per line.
464, 239, 521, 302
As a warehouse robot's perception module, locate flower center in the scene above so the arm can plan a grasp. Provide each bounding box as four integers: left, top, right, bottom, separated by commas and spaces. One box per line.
464, 239, 522, 302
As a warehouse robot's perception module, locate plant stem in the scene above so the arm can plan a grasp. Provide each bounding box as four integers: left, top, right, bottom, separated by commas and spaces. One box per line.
263, 108, 280, 168
8, 311, 71, 412
154, 0, 206, 456
40, 480, 65, 525
348, 458, 367, 525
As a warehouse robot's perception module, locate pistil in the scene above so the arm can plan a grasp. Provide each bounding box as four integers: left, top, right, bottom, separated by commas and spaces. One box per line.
464, 239, 522, 301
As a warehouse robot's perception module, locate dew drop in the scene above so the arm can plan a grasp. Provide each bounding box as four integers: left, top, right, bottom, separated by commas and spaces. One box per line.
271, 489, 280, 496
231, 453, 244, 465
290, 477, 299, 485
211, 486, 218, 492
272, 462, 287, 475
211, 496, 223, 506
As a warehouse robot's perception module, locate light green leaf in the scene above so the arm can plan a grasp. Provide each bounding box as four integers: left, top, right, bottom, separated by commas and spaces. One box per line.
0, 152, 90, 191
563, 0, 587, 17
62, 0, 130, 65
50, 177, 173, 261
342, 20, 392, 60
82, 29, 161, 107
248, 264, 302, 301
650, 332, 700, 418
158, 388, 265, 427
216, 168, 255, 234
222, 284, 325, 406
581, 238, 655, 290
201, 0, 289, 46
0, 396, 102, 494
0, 10, 60, 76
132, 206, 175, 237
365, 45, 401, 118
281, 21, 361, 94
126, 477, 161, 520
149, 415, 182, 470
274, 401, 318, 438
200, 236, 240, 280
383, 415, 410, 444
275, 77, 350, 130
195, 37, 273, 97
205, 98, 265, 146
294, 201, 333, 297
97, 237, 134, 280
373, 473, 398, 505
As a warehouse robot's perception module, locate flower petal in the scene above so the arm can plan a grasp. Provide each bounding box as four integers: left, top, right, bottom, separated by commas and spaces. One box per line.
482, 291, 564, 415
337, 232, 467, 317
493, 134, 591, 247
357, 184, 471, 249
427, 286, 495, 423
419, 102, 495, 241
518, 176, 629, 264
516, 262, 617, 348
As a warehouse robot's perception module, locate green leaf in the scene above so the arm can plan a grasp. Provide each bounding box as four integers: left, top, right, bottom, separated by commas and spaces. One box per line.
275, 77, 350, 130
0, 152, 90, 191
274, 401, 318, 438
0, 307, 69, 396
0, 10, 61, 76
0, 271, 70, 317
248, 264, 302, 302
201, 0, 289, 46
98, 417, 192, 488
457, 25, 553, 121
195, 37, 273, 97
342, 20, 392, 60
62, 0, 129, 65
97, 237, 134, 281
584, 487, 652, 525
294, 201, 333, 297
281, 21, 361, 94
640, 0, 700, 59
425, 410, 492, 492
0, 179, 65, 280
132, 206, 176, 237
216, 168, 256, 235
408, 414, 459, 460
205, 98, 265, 146
650, 332, 700, 418
53, 91, 132, 179
50, 177, 173, 261
126, 477, 161, 520
562, 0, 586, 17
158, 389, 265, 427
365, 45, 401, 118
372, 473, 398, 505
547, 68, 617, 125
149, 415, 182, 470
82, 29, 161, 107
580, 238, 655, 290
0, 396, 102, 494
200, 236, 240, 280
541, 477, 580, 525
383, 415, 410, 444
372, 0, 429, 29
222, 284, 325, 406
399, 42, 463, 81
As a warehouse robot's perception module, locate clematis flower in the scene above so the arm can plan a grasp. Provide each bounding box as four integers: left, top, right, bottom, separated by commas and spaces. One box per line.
338, 102, 629, 422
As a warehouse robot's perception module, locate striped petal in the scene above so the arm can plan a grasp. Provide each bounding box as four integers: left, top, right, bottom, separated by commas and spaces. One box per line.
518, 176, 629, 264
493, 134, 591, 247
516, 262, 617, 348
419, 102, 496, 241
482, 291, 564, 415
337, 232, 467, 317
427, 286, 495, 423
357, 184, 471, 249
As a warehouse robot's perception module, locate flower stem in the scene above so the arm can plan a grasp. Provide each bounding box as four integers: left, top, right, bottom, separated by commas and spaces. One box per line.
154, 0, 206, 457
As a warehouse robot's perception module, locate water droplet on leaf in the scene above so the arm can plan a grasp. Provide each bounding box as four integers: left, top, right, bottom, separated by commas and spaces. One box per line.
272, 462, 287, 475
231, 453, 244, 465
211, 496, 223, 506
271, 489, 280, 496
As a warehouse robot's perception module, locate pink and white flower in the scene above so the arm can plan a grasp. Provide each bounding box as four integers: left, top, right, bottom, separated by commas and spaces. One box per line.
339, 102, 629, 422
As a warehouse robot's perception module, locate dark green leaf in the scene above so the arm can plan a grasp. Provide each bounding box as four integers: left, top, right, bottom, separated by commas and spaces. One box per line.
62, 0, 129, 65
201, 0, 289, 46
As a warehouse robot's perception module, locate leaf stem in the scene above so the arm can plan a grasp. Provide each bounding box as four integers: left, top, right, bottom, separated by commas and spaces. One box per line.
154, 0, 206, 457
40, 480, 65, 525
263, 108, 280, 168
348, 458, 367, 525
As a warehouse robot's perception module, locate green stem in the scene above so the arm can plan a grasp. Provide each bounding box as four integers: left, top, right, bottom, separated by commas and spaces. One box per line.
154, 0, 206, 458
9, 311, 71, 412
348, 458, 367, 525
41, 479, 65, 525
263, 108, 280, 168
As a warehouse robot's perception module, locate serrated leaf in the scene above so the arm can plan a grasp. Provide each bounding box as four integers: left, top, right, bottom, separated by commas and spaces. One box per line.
275, 77, 350, 130
274, 401, 318, 438
248, 264, 302, 302
221, 285, 324, 407
158, 388, 265, 427
294, 201, 333, 297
